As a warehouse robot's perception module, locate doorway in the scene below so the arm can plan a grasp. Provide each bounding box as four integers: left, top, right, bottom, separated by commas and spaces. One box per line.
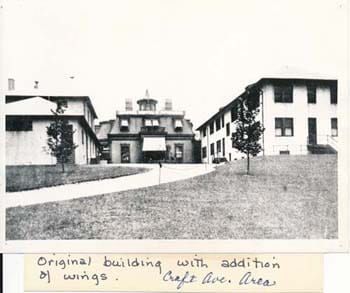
308, 118, 317, 145
143, 151, 165, 163
121, 144, 130, 163
175, 144, 184, 163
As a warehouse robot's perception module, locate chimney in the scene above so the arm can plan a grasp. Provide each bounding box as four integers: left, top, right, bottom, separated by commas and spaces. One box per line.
165, 98, 172, 111
125, 98, 133, 111
8, 78, 15, 91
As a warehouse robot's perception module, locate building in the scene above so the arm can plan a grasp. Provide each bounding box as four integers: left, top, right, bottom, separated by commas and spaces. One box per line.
197, 77, 338, 163
95, 91, 198, 163
6, 95, 100, 165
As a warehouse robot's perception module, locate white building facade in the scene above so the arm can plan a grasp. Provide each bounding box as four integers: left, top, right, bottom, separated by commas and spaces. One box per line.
6, 95, 100, 165
197, 78, 338, 163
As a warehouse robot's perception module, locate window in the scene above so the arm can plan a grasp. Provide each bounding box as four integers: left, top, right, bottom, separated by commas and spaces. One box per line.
202, 146, 207, 158
174, 119, 183, 129
222, 138, 225, 156
221, 115, 225, 128
280, 150, 290, 155
331, 118, 338, 137
6, 117, 33, 131
331, 85, 337, 104
144, 119, 152, 126
274, 84, 293, 103
175, 144, 184, 162
226, 123, 230, 136
275, 118, 294, 136
231, 104, 238, 122
120, 118, 129, 131
210, 143, 215, 155
209, 122, 214, 134
81, 129, 84, 144
203, 127, 207, 137
215, 117, 221, 131
216, 140, 221, 153
121, 144, 130, 163
144, 118, 160, 128
8, 78, 15, 91
307, 85, 316, 104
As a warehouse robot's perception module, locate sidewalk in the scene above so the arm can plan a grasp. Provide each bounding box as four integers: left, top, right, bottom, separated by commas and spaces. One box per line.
3, 163, 215, 208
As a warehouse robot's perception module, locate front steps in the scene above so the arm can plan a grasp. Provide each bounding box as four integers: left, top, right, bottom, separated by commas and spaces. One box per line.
307, 144, 337, 154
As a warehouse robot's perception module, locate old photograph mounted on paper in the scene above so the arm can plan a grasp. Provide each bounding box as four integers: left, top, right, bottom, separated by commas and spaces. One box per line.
1, 0, 347, 249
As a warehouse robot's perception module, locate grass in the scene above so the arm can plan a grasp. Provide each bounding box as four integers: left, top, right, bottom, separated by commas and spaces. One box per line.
6, 164, 148, 192
6, 155, 337, 240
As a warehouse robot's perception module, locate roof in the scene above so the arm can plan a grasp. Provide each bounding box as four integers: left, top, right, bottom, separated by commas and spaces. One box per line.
5, 97, 57, 116
6, 95, 98, 119
108, 116, 195, 136
137, 98, 158, 104
261, 66, 338, 80
95, 120, 114, 140
196, 76, 338, 131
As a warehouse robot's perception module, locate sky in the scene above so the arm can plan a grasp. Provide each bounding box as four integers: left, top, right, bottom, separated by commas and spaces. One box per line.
1, 0, 348, 128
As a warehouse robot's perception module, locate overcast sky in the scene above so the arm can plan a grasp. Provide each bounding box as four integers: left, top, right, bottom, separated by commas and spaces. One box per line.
2, 0, 348, 127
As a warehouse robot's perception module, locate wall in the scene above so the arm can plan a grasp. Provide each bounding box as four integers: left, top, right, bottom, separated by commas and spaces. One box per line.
110, 140, 142, 163
165, 138, 194, 163
64, 99, 84, 116
6, 119, 56, 165
6, 118, 98, 166
200, 108, 244, 163
72, 119, 98, 164
64, 98, 95, 129
262, 82, 337, 155
199, 80, 337, 162
109, 138, 195, 163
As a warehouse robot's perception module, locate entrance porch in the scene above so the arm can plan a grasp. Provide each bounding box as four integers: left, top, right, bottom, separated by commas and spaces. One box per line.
142, 136, 166, 163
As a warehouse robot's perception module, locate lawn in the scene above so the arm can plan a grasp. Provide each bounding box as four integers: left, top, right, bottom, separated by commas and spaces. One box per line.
6, 164, 148, 192
6, 155, 337, 240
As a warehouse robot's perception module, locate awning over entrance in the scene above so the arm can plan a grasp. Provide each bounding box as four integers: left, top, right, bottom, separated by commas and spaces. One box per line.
142, 137, 166, 151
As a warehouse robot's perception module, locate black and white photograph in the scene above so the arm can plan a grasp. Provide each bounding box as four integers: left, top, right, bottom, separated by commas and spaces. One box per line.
1, 0, 348, 251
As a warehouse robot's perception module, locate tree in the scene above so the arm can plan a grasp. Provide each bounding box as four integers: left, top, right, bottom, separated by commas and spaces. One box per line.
231, 96, 265, 175
46, 104, 77, 172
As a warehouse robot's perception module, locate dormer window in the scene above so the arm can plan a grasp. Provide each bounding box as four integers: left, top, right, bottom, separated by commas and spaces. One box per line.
145, 119, 152, 126
144, 119, 159, 127
120, 118, 129, 131
175, 119, 183, 130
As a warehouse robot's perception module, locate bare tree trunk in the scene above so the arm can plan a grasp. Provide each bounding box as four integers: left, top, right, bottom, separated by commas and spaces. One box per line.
247, 152, 250, 175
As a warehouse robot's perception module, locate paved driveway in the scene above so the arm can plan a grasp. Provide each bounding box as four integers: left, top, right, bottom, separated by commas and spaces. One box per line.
3, 163, 214, 208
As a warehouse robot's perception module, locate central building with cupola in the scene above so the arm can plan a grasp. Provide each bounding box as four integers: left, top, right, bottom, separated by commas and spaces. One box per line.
96, 90, 198, 163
